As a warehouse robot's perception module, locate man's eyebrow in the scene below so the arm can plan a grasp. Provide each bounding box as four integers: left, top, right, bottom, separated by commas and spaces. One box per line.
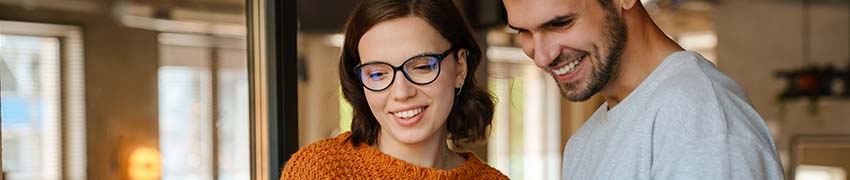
539, 14, 575, 29
507, 13, 576, 32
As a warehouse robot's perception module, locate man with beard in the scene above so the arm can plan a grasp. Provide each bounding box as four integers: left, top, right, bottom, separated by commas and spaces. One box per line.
504, 0, 784, 179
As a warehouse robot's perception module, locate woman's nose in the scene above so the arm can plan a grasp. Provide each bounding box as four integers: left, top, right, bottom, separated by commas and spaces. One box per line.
390, 73, 416, 102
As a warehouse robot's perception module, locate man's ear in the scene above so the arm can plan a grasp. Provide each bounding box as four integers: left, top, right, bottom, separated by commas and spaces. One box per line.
620, 0, 637, 10
455, 49, 469, 88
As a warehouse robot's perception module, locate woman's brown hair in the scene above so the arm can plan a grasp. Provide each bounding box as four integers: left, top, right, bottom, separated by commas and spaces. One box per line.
339, 0, 494, 146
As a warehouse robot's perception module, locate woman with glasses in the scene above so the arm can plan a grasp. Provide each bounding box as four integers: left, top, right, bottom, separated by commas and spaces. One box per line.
281, 0, 507, 179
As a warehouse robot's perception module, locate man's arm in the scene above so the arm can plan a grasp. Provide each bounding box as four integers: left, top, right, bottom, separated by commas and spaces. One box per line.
651, 134, 785, 180
648, 97, 785, 180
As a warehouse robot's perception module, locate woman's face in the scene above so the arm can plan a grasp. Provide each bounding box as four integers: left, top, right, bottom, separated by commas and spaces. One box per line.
357, 16, 467, 145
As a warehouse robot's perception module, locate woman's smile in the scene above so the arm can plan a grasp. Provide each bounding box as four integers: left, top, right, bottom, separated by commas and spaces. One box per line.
390, 106, 428, 127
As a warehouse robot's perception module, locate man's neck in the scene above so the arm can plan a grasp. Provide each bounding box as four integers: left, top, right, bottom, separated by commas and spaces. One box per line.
601, 8, 683, 109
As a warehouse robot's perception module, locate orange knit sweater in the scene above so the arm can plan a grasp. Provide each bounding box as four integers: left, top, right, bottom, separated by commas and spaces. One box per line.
281, 132, 509, 179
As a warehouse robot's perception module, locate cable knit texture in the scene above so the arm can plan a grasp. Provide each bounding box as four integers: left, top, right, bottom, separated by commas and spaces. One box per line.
281, 132, 509, 179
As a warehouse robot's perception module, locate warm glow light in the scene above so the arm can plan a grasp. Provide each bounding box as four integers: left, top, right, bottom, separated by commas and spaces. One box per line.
128, 147, 162, 180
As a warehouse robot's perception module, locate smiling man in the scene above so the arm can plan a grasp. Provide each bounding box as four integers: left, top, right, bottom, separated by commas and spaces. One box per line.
503, 0, 785, 179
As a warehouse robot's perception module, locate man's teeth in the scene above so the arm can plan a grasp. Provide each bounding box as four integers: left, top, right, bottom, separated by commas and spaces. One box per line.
553, 58, 583, 75
394, 108, 422, 119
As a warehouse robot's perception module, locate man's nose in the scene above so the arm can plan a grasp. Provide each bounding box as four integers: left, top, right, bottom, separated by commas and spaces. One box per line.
526, 33, 559, 68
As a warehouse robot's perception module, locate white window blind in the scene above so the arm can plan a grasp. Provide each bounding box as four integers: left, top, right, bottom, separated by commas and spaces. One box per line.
0, 20, 86, 180
0, 33, 62, 180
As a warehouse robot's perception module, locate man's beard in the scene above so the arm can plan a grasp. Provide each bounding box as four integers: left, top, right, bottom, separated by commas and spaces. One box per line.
557, 6, 627, 102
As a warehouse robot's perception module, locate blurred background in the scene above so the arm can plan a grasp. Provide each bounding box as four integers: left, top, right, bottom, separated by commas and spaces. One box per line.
1, 0, 250, 179
1, 0, 849, 180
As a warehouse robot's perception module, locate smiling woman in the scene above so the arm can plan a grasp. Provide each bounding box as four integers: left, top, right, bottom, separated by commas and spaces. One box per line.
280, 0, 507, 179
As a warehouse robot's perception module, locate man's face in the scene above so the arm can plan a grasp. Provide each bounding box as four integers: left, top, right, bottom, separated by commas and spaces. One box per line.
504, 0, 626, 101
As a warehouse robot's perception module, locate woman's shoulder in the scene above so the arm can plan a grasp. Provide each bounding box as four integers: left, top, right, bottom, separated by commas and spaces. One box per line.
290, 131, 354, 159
299, 131, 353, 153
280, 132, 355, 179
456, 152, 510, 179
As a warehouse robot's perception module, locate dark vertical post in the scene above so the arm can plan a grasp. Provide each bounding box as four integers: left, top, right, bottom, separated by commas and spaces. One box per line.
269, 0, 299, 179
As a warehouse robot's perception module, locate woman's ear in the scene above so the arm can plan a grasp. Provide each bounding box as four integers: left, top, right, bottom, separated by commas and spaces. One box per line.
455, 49, 468, 88
620, 0, 637, 10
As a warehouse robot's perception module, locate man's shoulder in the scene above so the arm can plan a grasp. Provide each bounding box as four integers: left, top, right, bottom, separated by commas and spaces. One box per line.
647, 52, 748, 107
645, 54, 772, 150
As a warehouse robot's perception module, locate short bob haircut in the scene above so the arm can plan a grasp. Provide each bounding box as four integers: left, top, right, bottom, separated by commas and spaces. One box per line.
339, 0, 494, 146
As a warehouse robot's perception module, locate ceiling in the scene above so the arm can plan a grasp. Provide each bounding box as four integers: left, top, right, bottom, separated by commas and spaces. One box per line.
295, 0, 508, 33
294, 0, 724, 33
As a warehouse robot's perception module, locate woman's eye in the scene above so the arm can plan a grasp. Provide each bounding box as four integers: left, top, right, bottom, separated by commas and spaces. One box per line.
414, 65, 433, 71
368, 72, 386, 80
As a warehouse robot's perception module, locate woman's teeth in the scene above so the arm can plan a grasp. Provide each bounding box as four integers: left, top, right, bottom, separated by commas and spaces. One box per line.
393, 107, 422, 119
553, 58, 583, 75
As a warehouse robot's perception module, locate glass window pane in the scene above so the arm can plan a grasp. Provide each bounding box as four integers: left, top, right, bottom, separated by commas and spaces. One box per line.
158, 66, 213, 180
0, 34, 62, 180
215, 48, 250, 180
158, 34, 249, 180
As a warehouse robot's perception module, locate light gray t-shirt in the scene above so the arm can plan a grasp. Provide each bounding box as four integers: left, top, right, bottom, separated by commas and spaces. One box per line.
561, 51, 784, 180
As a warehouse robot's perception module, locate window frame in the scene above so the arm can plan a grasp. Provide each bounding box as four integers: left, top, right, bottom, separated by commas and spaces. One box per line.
247, 0, 299, 179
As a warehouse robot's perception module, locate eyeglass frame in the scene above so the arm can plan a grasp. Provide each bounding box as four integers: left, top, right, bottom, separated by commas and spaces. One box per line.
353, 46, 459, 92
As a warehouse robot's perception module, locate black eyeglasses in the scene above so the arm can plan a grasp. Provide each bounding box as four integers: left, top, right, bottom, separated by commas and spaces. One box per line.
354, 47, 458, 92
